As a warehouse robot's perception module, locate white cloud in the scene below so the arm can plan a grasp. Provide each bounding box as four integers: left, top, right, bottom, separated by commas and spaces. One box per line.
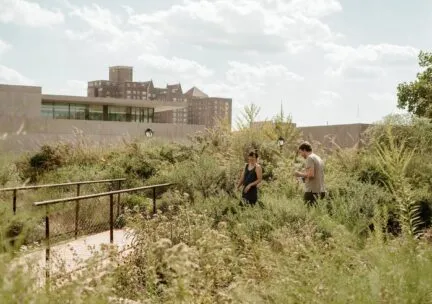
63, 80, 87, 96
69, 3, 122, 36
122, 5, 135, 16
138, 54, 214, 78
226, 61, 304, 85
43, 80, 87, 96
320, 43, 418, 64
128, 0, 342, 53
321, 42, 418, 79
65, 29, 94, 41
313, 90, 341, 107
282, 0, 342, 17
0, 0, 64, 27
0, 39, 11, 56
369, 92, 396, 102
190, 60, 303, 123
65, 3, 165, 52
0, 65, 34, 85
325, 64, 386, 80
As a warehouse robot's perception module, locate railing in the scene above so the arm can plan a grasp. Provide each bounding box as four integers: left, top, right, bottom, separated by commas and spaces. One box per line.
32, 183, 173, 280
0, 178, 126, 215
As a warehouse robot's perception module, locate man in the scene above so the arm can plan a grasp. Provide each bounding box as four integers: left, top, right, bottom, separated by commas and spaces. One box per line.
294, 142, 326, 206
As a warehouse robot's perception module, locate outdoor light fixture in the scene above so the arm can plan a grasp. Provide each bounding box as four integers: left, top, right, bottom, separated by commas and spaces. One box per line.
277, 136, 285, 149
145, 128, 154, 138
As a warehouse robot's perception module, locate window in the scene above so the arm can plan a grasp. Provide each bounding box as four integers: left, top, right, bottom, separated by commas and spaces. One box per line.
41, 102, 54, 118
53, 103, 70, 119
108, 106, 127, 121
41, 102, 152, 124
70, 104, 86, 120
88, 105, 103, 120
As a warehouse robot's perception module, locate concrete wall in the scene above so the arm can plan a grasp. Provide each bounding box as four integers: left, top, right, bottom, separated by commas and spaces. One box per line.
0, 84, 41, 118
0, 115, 205, 153
0, 84, 205, 153
298, 124, 372, 148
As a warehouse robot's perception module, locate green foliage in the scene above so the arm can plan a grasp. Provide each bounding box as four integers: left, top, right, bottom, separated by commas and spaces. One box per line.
235, 102, 261, 130
397, 51, 432, 118
373, 125, 422, 237
1, 109, 432, 302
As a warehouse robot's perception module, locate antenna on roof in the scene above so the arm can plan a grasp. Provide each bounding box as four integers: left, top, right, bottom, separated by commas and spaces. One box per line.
279, 100, 284, 120
356, 104, 360, 122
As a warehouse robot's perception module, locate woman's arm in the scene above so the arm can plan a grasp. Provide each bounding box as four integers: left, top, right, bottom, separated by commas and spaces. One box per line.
237, 167, 245, 189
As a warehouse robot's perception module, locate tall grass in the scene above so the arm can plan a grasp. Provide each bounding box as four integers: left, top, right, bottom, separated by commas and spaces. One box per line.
0, 114, 431, 303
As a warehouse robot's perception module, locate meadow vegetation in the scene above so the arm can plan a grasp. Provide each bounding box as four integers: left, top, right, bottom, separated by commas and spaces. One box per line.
1, 113, 432, 303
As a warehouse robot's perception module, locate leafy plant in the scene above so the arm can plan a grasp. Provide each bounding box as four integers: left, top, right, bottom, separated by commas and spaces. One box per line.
374, 125, 422, 237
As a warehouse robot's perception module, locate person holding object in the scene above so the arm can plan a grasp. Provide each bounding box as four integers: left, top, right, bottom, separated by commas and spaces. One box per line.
237, 151, 263, 206
294, 142, 326, 206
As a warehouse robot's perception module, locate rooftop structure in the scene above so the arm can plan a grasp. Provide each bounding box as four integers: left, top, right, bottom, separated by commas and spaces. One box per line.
87, 66, 232, 128
0, 84, 205, 153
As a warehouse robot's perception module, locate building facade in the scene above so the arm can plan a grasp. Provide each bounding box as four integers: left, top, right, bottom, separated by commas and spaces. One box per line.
87, 66, 232, 128
0, 84, 205, 153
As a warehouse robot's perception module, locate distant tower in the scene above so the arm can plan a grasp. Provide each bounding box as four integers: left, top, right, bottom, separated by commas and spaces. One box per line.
109, 66, 133, 83
280, 101, 284, 119
357, 104, 360, 122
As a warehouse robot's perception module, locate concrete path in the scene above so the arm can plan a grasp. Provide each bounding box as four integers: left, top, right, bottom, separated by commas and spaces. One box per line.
14, 229, 135, 287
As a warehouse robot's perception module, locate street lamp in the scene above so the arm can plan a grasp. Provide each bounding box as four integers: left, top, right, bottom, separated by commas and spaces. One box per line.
277, 136, 285, 152
145, 128, 154, 138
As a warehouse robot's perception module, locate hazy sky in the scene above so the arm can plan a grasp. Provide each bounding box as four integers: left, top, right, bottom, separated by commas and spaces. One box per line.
0, 0, 431, 126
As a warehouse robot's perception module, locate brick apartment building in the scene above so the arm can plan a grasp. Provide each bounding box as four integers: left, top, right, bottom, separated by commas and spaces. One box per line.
88, 66, 232, 128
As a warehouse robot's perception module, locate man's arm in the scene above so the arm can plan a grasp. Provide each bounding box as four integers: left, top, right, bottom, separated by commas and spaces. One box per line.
295, 157, 314, 178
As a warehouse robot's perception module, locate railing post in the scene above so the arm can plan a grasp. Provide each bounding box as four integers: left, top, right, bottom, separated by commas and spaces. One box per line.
45, 205, 50, 283
110, 194, 114, 244
74, 184, 80, 239
153, 187, 156, 215
117, 180, 121, 217
13, 189, 17, 215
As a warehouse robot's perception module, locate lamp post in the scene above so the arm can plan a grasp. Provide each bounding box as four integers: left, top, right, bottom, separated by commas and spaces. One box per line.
145, 128, 154, 138
277, 136, 285, 152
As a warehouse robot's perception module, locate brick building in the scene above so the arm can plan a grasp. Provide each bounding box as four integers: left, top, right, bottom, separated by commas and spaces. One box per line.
87, 66, 232, 128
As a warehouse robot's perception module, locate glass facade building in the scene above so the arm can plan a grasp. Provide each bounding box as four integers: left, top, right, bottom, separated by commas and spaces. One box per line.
41, 102, 154, 123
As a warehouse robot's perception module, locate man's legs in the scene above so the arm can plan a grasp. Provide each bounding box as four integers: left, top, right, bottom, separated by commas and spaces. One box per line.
304, 192, 325, 207
304, 192, 316, 207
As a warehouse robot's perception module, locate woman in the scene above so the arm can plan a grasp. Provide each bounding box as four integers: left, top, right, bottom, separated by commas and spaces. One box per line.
237, 151, 263, 205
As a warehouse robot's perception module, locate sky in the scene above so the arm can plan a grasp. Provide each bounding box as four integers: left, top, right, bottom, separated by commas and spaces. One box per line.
0, 0, 431, 126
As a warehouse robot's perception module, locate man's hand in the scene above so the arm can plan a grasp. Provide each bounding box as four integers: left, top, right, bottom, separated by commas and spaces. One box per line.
294, 171, 302, 178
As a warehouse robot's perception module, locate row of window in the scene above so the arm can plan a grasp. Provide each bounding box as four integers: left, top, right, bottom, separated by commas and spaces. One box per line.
41, 102, 154, 123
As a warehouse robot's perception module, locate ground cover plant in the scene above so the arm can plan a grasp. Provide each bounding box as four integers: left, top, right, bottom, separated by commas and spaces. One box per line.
0, 113, 432, 303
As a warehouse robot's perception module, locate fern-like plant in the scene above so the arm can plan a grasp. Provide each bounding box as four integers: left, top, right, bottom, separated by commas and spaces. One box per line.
374, 125, 422, 237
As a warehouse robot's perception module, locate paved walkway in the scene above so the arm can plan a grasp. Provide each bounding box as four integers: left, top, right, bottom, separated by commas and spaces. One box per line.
15, 229, 135, 287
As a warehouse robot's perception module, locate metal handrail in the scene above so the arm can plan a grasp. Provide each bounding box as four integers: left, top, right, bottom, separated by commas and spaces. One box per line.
0, 178, 126, 215
33, 183, 172, 206
0, 178, 126, 192
33, 182, 174, 282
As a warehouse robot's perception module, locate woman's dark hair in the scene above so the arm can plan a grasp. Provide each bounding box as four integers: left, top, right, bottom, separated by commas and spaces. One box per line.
248, 150, 259, 158
298, 142, 312, 152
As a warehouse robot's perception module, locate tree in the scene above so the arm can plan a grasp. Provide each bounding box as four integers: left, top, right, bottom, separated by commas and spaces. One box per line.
397, 51, 432, 118
235, 102, 261, 130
